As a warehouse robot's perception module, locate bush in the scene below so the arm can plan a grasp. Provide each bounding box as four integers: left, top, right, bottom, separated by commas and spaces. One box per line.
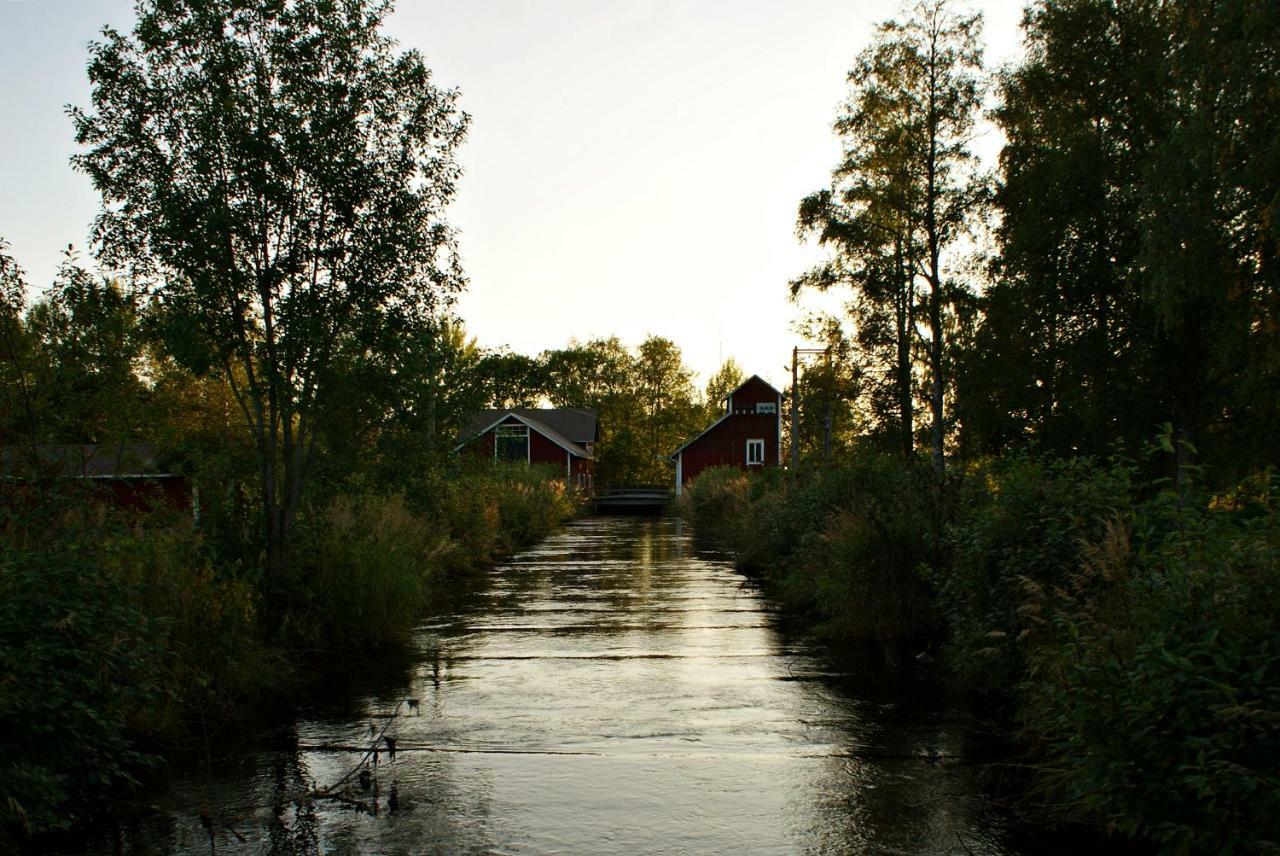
680, 455, 943, 645
676, 466, 751, 544
1020, 489, 1280, 852
931, 455, 1136, 691
286, 465, 582, 648
0, 492, 267, 843
287, 492, 449, 649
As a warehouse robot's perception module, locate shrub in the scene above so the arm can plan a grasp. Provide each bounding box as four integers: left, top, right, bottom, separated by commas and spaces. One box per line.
1021, 490, 1280, 852
677, 466, 751, 544
680, 455, 943, 645
287, 492, 449, 649
930, 455, 1136, 691
0, 492, 267, 843
286, 466, 581, 648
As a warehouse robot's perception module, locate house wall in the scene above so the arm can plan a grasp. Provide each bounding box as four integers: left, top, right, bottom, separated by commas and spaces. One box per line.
570, 454, 594, 491
728, 376, 781, 412
529, 429, 565, 466
679, 411, 780, 487
2, 477, 194, 520
462, 416, 593, 489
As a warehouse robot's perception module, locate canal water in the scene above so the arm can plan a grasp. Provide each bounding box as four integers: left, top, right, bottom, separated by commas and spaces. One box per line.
85, 516, 1079, 855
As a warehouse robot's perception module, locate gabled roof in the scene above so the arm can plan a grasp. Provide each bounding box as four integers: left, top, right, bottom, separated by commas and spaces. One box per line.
460, 408, 597, 444
668, 412, 733, 460
724, 374, 782, 402
455, 408, 597, 459
671, 375, 782, 460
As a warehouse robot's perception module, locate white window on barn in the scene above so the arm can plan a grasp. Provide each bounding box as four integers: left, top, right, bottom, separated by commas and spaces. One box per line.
756, 402, 777, 414
495, 423, 529, 462
746, 438, 765, 466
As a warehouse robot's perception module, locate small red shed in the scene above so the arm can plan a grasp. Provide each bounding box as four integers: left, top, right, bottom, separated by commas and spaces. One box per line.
669, 375, 782, 495
455, 408, 597, 491
0, 443, 197, 520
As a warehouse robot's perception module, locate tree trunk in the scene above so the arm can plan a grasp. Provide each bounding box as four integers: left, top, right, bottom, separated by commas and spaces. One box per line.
895, 236, 914, 460
925, 34, 945, 477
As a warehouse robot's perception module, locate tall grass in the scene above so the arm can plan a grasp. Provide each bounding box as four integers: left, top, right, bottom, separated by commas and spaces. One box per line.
681, 455, 1280, 851
0, 464, 581, 846
679, 458, 941, 646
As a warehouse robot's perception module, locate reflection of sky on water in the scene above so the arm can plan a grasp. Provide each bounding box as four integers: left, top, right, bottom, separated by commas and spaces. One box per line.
63, 517, 1096, 855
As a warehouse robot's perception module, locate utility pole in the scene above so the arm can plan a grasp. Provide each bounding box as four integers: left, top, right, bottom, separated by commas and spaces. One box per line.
790, 345, 832, 473
790, 346, 800, 472
823, 348, 833, 464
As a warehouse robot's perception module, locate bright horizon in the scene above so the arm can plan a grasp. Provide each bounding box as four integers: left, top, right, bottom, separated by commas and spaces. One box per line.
0, 0, 1026, 392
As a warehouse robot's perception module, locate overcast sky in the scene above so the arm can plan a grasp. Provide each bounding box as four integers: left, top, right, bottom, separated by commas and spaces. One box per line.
0, 0, 1026, 390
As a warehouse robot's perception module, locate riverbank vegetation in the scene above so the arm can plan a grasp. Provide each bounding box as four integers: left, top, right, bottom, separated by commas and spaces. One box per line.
685, 0, 1279, 852
0, 0, 587, 844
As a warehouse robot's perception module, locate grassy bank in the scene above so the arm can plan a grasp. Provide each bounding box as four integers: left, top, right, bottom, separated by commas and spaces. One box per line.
678, 456, 1280, 853
0, 463, 580, 845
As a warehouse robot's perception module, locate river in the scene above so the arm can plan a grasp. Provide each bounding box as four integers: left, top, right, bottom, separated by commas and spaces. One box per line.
79, 516, 1094, 855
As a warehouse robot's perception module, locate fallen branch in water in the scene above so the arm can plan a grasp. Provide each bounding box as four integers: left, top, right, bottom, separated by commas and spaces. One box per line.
313, 698, 410, 802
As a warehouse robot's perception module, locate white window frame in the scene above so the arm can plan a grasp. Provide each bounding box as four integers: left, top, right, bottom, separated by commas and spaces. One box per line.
495, 423, 530, 463
756, 402, 777, 414
746, 438, 765, 466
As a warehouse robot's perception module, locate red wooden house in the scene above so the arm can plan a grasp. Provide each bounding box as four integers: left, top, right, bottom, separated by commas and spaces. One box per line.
669, 375, 782, 495
455, 408, 597, 490
0, 443, 197, 520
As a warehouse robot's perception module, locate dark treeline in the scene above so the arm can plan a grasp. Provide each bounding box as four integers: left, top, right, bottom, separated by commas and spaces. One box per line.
686, 1, 1279, 853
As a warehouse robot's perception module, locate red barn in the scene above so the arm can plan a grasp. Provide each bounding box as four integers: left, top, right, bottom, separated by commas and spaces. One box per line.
0, 443, 197, 521
670, 375, 782, 495
455, 408, 597, 491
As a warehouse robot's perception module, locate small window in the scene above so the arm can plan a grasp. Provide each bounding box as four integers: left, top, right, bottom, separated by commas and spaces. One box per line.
756, 402, 777, 414
495, 424, 529, 462
746, 438, 765, 466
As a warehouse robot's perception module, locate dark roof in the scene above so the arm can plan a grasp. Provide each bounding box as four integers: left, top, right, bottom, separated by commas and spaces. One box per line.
460, 408, 597, 444
456, 408, 598, 459
725, 374, 782, 402
0, 444, 176, 479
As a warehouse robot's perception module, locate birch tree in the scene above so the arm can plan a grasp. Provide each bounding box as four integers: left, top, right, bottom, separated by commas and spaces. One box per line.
72, 0, 468, 576
797, 0, 984, 473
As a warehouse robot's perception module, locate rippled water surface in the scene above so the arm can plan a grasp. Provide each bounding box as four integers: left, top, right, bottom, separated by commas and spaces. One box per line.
82, 517, 1072, 855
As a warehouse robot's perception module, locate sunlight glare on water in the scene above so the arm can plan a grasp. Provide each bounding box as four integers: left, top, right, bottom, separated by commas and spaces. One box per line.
84, 517, 1058, 855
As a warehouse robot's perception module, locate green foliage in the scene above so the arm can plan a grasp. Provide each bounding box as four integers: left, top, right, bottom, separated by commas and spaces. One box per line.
932, 455, 1280, 850
1019, 484, 1280, 852
0, 492, 267, 844
680, 455, 942, 645
797, 0, 986, 472
931, 455, 1136, 690
72, 0, 470, 575
959, 0, 1280, 485
284, 464, 581, 649
0, 501, 162, 839
702, 358, 745, 424
677, 466, 752, 545
287, 492, 447, 650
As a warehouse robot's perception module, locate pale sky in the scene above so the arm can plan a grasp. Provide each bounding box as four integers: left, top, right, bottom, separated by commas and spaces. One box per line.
0, 0, 1026, 390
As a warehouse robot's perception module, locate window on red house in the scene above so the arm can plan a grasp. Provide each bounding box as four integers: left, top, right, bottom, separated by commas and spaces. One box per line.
496, 424, 529, 462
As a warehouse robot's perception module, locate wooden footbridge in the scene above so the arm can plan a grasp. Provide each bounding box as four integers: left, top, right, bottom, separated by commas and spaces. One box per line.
592, 485, 673, 514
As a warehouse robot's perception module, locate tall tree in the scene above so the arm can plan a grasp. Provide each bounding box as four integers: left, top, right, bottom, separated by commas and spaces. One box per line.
634, 335, 700, 483
72, 0, 468, 576
703, 357, 745, 422
964, 0, 1279, 484
0, 240, 36, 445
797, 0, 984, 472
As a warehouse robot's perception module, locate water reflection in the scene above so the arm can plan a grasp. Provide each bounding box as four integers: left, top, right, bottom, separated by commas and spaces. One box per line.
70, 517, 1086, 855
